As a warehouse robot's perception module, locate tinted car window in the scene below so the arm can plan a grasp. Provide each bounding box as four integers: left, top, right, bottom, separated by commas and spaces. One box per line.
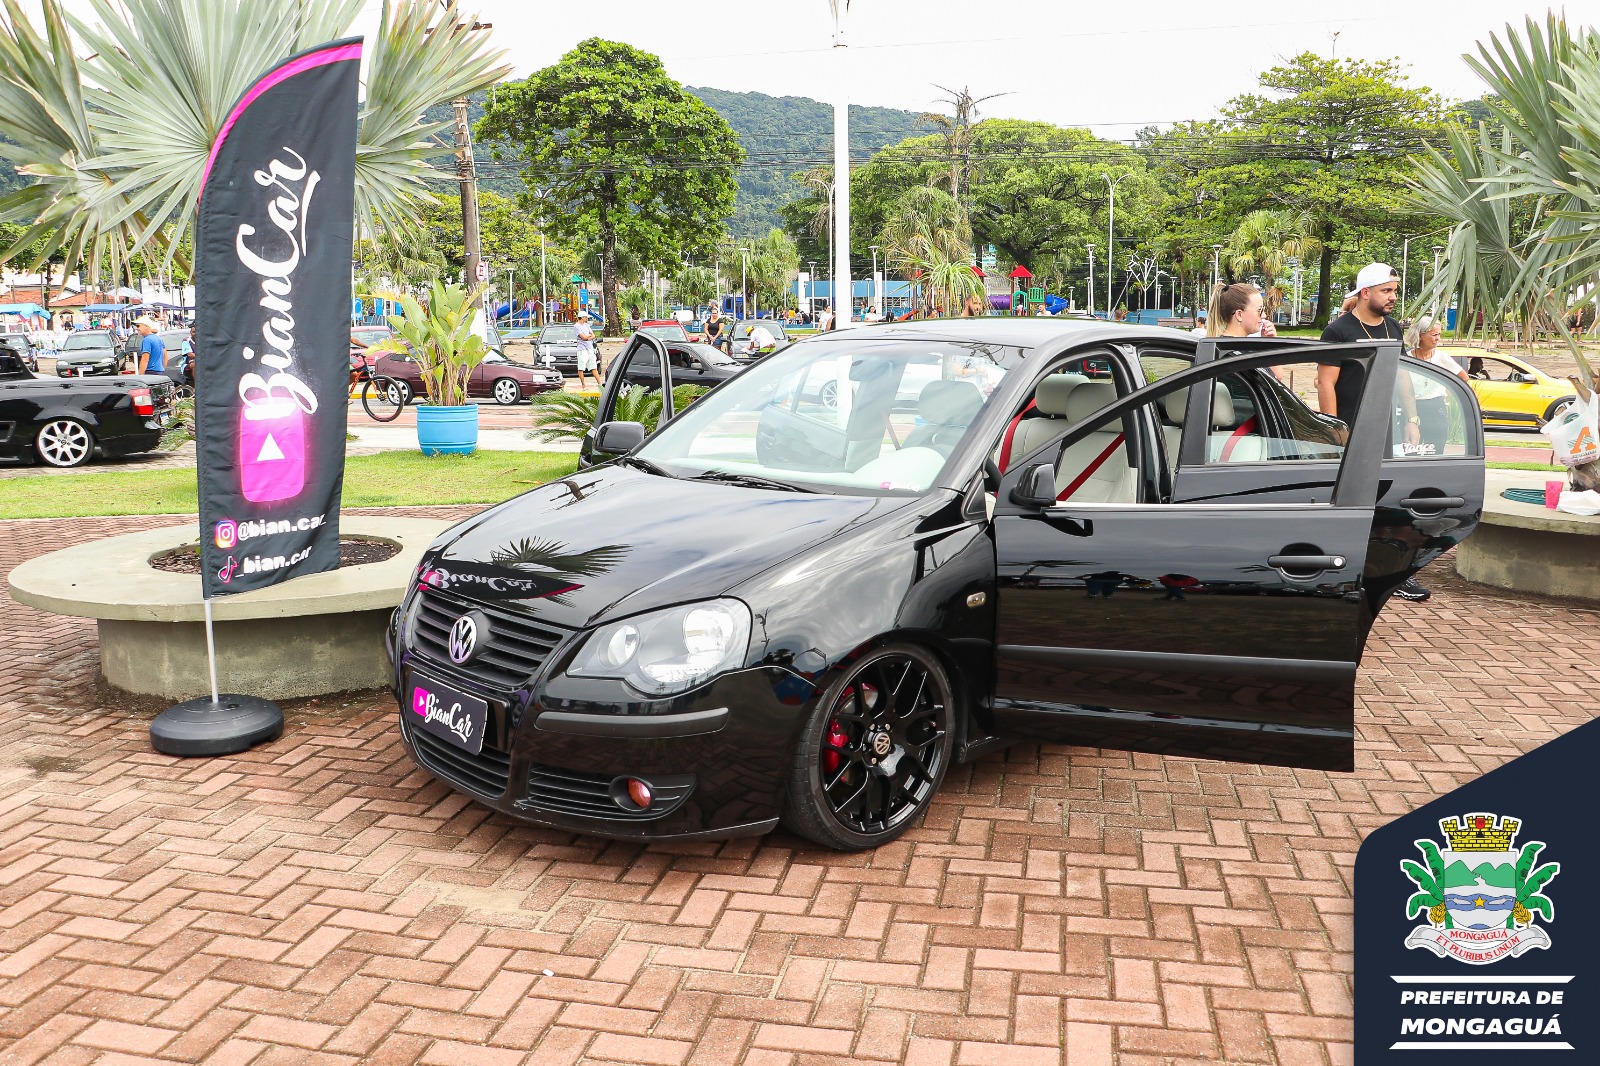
1396, 362, 1476, 459
62, 333, 114, 351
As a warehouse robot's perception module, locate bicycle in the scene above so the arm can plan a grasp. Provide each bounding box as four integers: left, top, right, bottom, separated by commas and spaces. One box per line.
360, 374, 411, 422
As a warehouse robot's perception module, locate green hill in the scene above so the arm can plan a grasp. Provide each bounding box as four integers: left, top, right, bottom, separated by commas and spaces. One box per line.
687, 87, 924, 237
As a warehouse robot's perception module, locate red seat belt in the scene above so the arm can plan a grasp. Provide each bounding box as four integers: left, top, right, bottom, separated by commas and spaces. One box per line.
1218, 416, 1259, 462
1057, 433, 1125, 500
997, 399, 1037, 473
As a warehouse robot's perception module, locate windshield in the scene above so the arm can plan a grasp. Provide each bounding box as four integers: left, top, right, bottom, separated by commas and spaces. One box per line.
641, 324, 688, 339
352, 329, 389, 347
541, 326, 576, 343
733, 322, 785, 340
637, 337, 1021, 496
62, 333, 113, 351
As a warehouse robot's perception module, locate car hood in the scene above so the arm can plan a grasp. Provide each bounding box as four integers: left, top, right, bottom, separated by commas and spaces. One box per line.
422, 463, 903, 629
57, 349, 117, 361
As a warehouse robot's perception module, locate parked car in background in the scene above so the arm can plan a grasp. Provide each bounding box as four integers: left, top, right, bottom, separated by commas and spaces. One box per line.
636, 320, 691, 344
1444, 346, 1577, 428
0, 333, 39, 372
1, 349, 173, 466
55, 330, 121, 377
534, 324, 582, 373
729, 319, 790, 360
369, 349, 561, 405
608, 340, 745, 392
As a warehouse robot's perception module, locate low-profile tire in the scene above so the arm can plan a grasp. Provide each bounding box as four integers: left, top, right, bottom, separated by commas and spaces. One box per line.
780, 643, 955, 851
35, 418, 95, 468
492, 377, 522, 405
1545, 396, 1577, 423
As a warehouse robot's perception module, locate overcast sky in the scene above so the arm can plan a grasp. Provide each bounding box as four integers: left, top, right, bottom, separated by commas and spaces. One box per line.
343, 0, 1598, 136
24, 1, 1600, 136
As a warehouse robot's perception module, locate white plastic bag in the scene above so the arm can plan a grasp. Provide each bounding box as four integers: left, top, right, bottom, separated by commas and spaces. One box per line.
1557, 488, 1600, 516
1541, 393, 1600, 467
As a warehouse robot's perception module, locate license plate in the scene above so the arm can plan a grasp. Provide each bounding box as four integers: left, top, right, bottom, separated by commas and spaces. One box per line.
407, 672, 490, 755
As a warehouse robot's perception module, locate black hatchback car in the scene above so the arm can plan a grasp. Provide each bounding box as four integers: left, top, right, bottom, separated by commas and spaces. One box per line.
387, 321, 1484, 850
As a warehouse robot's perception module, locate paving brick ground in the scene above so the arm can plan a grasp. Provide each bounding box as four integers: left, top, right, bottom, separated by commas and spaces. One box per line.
3, 511, 1598, 1065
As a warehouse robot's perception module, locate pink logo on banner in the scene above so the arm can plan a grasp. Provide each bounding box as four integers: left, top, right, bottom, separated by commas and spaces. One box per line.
240, 397, 306, 503
413, 687, 431, 716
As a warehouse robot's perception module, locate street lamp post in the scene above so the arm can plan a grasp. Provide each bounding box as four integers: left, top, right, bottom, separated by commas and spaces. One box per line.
1286, 257, 1301, 327
1086, 244, 1096, 317
1211, 244, 1222, 290
869, 244, 880, 314
807, 260, 817, 318
1103, 172, 1128, 316
739, 247, 750, 321
828, 0, 853, 328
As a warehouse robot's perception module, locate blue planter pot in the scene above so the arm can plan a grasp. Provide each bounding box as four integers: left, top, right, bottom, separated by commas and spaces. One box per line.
416, 404, 478, 456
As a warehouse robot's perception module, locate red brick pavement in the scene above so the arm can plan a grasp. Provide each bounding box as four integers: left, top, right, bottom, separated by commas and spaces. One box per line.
3, 511, 1599, 1065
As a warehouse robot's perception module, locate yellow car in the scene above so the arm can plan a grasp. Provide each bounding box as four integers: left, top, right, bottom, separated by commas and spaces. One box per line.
1440, 346, 1576, 427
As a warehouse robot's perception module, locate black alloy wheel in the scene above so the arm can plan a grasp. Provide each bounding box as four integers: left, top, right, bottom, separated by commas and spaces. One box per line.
781, 643, 955, 850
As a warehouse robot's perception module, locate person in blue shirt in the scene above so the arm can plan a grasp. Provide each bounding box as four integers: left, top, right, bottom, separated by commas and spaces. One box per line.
135, 316, 165, 374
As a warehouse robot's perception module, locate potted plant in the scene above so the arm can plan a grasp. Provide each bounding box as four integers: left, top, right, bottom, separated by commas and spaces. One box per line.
371, 281, 489, 455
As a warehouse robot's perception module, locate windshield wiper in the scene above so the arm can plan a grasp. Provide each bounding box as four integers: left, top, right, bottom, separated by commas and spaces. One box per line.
618, 455, 673, 477
688, 470, 816, 493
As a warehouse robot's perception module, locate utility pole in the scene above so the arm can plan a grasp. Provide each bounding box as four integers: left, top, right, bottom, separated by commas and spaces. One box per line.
437, 2, 492, 308
1085, 244, 1095, 317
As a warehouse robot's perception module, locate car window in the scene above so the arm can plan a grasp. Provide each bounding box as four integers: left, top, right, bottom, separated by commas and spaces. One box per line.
1395, 362, 1477, 459
641, 339, 1025, 496
483, 352, 507, 364
605, 342, 670, 425
1466, 356, 1524, 382
62, 333, 112, 351
1139, 352, 1191, 384
667, 348, 695, 369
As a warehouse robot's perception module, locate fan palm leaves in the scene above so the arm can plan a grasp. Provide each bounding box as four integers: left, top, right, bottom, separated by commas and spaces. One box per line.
489, 537, 627, 579
1410, 15, 1600, 378
882, 187, 981, 315
0, 0, 507, 280
528, 385, 663, 443
1224, 210, 1320, 317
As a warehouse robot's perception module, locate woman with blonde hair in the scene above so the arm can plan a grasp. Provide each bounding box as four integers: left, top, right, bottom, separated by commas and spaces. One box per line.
1207, 282, 1285, 381
1405, 313, 1468, 381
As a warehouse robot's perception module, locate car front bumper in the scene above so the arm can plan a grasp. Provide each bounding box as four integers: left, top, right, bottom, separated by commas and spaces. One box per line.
389, 608, 817, 841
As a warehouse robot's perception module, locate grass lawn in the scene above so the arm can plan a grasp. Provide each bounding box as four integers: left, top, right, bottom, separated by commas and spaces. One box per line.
0, 450, 581, 519
1487, 459, 1565, 472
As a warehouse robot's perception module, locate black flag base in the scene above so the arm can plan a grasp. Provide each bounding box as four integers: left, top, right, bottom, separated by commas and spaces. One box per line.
150, 695, 284, 757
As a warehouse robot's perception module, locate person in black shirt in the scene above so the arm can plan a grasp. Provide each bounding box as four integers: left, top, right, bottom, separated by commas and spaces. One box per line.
1319, 262, 1430, 602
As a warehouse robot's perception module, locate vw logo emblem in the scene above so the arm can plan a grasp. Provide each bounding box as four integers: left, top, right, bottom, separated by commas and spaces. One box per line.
448, 612, 487, 665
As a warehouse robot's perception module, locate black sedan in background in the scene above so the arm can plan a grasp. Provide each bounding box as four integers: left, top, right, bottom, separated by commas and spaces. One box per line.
607, 339, 744, 393
534, 324, 582, 373
389, 321, 1484, 850
1, 349, 173, 466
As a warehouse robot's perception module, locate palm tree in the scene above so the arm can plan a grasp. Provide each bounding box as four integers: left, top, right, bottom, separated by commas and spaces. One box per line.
1410, 14, 1600, 487
917, 85, 1009, 207
746, 228, 800, 313
881, 187, 982, 316
672, 264, 717, 310
1224, 210, 1321, 318
0, 0, 507, 280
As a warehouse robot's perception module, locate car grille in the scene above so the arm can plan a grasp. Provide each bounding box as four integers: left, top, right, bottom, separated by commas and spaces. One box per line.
524, 764, 695, 821
411, 587, 571, 690
404, 718, 511, 798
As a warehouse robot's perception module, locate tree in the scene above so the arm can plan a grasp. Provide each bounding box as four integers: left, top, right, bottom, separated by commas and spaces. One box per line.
881, 188, 982, 315
0, 0, 507, 281
672, 265, 717, 310
1154, 54, 1451, 326
478, 40, 744, 335
1224, 210, 1321, 317
744, 229, 800, 313
916, 85, 1008, 210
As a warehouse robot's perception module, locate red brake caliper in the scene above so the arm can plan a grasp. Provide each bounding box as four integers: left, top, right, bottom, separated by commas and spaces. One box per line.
823, 688, 853, 774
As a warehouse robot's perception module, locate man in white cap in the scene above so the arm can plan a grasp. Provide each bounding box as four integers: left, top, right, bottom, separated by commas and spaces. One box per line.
1318, 262, 1431, 602
133, 316, 166, 376
573, 309, 600, 391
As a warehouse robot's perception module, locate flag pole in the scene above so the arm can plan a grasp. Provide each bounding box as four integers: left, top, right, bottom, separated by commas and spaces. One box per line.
203, 597, 221, 707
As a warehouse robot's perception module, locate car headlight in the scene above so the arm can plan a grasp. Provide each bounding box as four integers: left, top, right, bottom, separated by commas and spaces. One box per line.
567, 599, 752, 695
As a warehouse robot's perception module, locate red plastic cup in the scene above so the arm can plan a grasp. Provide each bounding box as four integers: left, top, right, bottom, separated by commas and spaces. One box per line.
1545, 480, 1563, 509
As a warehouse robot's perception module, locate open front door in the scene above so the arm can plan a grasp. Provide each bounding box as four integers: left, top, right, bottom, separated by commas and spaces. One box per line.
578, 335, 671, 469
990, 344, 1399, 772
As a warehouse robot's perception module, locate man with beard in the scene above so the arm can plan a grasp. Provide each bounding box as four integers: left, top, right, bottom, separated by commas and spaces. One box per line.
1319, 262, 1430, 602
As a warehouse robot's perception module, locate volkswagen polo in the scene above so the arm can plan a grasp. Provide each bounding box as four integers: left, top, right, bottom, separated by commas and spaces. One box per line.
387, 321, 1485, 850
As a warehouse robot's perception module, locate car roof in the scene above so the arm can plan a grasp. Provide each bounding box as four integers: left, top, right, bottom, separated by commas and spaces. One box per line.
799, 317, 1192, 350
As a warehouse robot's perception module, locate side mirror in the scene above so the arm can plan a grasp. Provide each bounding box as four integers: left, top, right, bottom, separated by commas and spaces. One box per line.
594, 421, 646, 455
1511, 372, 1536, 384
1009, 463, 1058, 508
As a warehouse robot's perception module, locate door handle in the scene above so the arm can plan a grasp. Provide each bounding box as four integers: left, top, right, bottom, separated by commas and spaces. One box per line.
1399, 495, 1465, 510
1269, 554, 1345, 571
